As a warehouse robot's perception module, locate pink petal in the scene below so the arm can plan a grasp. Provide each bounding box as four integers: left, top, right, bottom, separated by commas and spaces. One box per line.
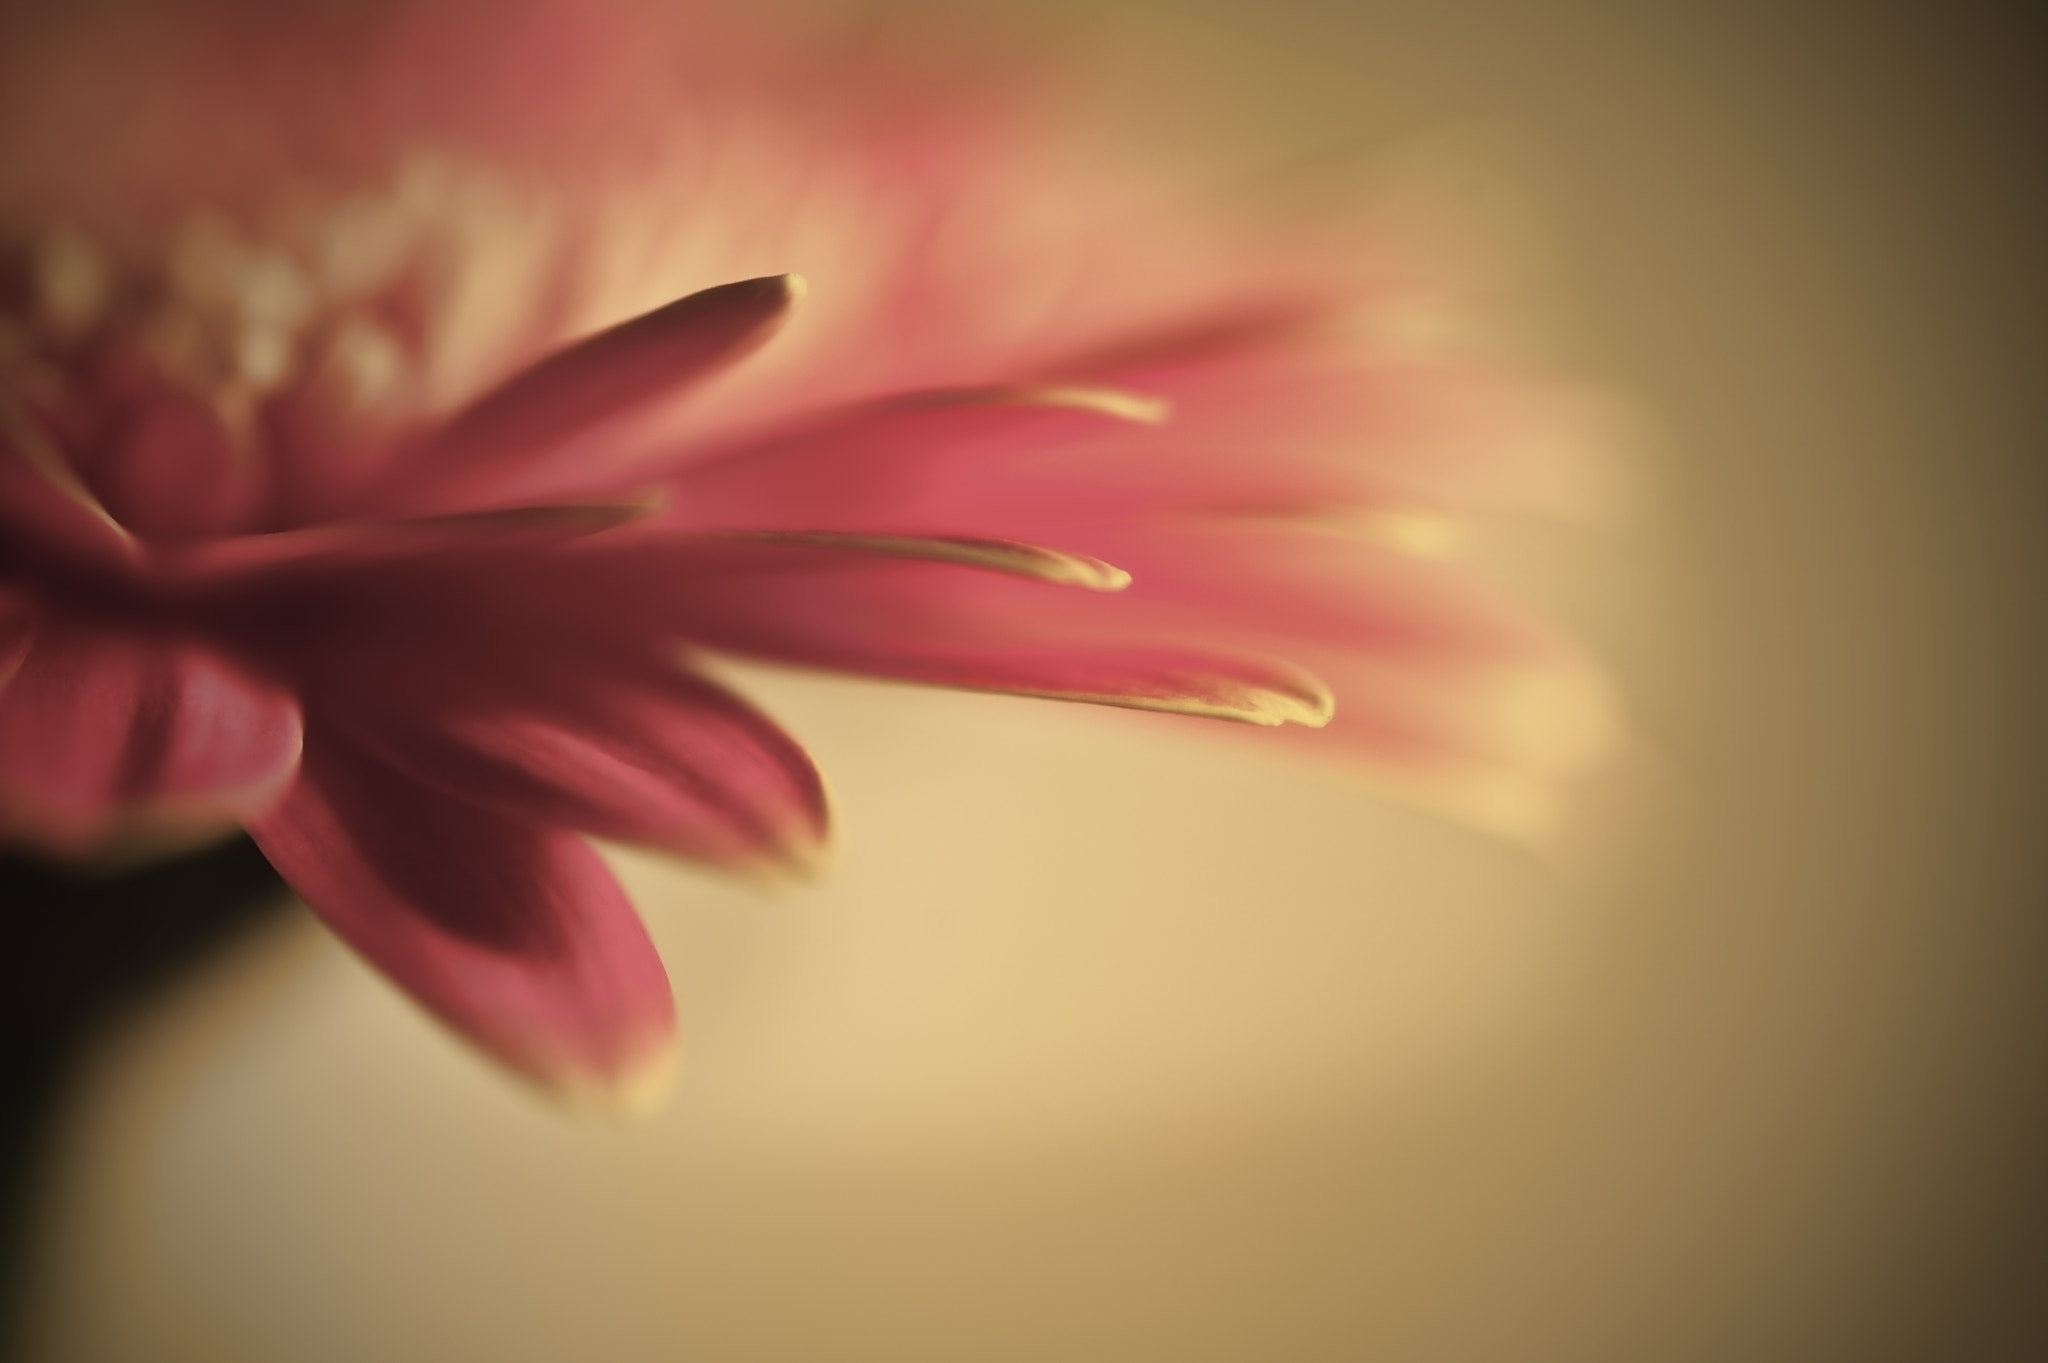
861, 643, 1335, 726
1251, 644, 1618, 842
1306, 648, 1614, 777
691, 530, 1131, 592
1055, 524, 1560, 668
655, 384, 1168, 534
342, 665, 828, 876
198, 528, 1135, 718
159, 497, 661, 588
0, 414, 136, 573
654, 341, 1609, 560
0, 619, 302, 855
605, 544, 1333, 726
58, 368, 267, 541
250, 731, 675, 1108
0, 593, 34, 687
388, 274, 802, 513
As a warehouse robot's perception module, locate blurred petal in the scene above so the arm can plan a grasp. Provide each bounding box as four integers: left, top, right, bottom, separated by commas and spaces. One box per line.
163, 497, 661, 586
697, 531, 1131, 592
0, 405, 136, 573
611, 546, 1333, 726
392, 274, 802, 511
349, 666, 828, 876
897, 645, 1334, 726
1318, 650, 1618, 841
652, 342, 1614, 558
657, 384, 1168, 533
0, 620, 302, 854
0, 593, 34, 686
69, 384, 266, 540
250, 731, 675, 1109
1079, 525, 1558, 668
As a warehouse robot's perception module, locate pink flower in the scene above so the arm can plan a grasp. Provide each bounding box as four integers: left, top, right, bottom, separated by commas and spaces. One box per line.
0, 0, 1613, 1106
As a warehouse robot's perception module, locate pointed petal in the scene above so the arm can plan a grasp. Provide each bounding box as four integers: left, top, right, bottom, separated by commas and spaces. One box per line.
250, 732, 674, 1109
656, 383, 1166, 534
0, 621, 302, 855
0, 593, 34, 690
602, 543, 1332, 726
654, 342, 1619, 560
74, 390, 265, 541
1317, 648, 1616, 780
0, 403, 136, 573
896, 645, 1332, 726
696, 531, 1131, 591
393, 275, 802, 511
348, 667, 829, 877
162, 496, 662, 587
1068, 524, 1560, 666
1259, 645, 1620, 844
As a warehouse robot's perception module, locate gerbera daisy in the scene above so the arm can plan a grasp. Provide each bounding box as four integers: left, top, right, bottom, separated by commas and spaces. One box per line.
0, 0, 1613, 1107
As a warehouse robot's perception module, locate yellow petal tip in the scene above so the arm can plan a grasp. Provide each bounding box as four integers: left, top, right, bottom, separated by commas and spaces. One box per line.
541, 1033, 679, 1121
1022, 384, 1171, 424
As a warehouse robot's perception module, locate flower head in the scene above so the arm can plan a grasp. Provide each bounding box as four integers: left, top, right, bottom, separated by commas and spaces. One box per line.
0, 0, 1614, 1107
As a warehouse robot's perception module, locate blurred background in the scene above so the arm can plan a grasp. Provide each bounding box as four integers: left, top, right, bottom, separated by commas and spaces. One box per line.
13, 1, 2047, 1359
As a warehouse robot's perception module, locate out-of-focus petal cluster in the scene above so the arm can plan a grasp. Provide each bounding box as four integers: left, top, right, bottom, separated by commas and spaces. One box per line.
0, 0, 1618, 1105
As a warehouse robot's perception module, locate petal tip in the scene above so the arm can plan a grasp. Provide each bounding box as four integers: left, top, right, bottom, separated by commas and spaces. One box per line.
1242, 674, 1337, 728
1148, 673, 1335, 728
1024, 385, 1171, 425
1008, 664, 1335, 729
699, 805, 835, 888
1129, 659, 1336, 728
697, 531, 1131, 591
540, 1031, 680, 1120
753, 824, 834, 885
